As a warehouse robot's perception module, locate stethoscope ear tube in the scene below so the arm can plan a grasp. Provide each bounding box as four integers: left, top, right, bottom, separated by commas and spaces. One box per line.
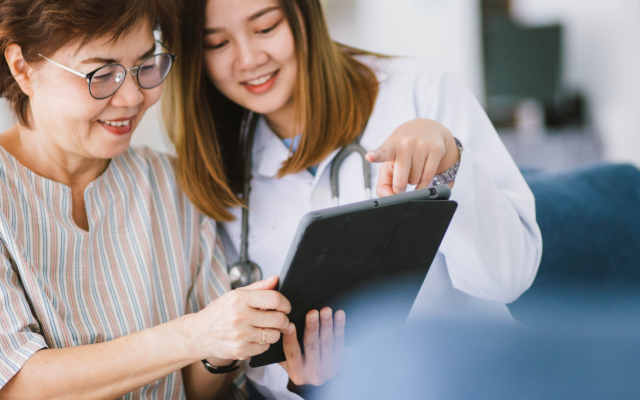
230, 112, 263, 289
238, 112, 260, 264
330, 142, 372, 206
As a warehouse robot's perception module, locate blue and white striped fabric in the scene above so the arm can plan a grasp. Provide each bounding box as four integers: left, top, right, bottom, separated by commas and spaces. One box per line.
0, 145, 242, 399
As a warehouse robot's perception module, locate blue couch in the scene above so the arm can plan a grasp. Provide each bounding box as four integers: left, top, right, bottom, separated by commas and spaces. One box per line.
510, 163, 640, 331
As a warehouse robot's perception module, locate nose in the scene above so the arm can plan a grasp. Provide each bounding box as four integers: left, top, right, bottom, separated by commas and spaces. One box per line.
233, 36, 269, 72
109, 69, 144, 108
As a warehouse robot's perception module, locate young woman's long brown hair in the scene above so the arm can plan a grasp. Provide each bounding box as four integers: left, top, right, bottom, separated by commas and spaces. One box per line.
164, 0, 380, 222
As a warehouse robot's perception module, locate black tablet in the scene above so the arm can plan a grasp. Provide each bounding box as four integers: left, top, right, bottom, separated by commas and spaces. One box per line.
250, 185, 458, 368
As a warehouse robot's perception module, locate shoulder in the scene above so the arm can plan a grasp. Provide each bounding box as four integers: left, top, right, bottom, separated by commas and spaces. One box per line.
0, 146, 24, 211
369, 57, 477, 119
118, 145, 177, 176
114, 145, 199, 214
356, 56, 450, 91
113, 145, 180, 190
358, 56, 471, 114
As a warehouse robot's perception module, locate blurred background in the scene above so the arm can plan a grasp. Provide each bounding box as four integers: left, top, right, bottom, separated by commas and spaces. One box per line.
321, 0, 640, 171
1, 0, 638, 171
2, 2, 638, 396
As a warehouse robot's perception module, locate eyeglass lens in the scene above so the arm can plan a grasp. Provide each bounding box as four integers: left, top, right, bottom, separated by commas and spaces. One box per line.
89, 64, 127, 99
138, 54, 173, 89
88, 54, 174, 99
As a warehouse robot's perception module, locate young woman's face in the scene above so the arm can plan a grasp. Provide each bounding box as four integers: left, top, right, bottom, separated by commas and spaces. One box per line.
203, 0, 298, 115
28, 20, 161, 160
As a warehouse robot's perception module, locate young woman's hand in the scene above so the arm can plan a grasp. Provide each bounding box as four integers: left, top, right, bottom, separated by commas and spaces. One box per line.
279, 307, 346, 387
365, 118, 460, 196
187, 276, 291, 364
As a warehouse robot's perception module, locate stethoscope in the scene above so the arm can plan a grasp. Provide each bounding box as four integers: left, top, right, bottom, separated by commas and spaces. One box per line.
228, 112, 372, 289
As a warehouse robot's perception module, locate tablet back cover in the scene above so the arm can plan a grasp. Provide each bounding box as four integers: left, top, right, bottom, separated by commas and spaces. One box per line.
250, 200, 457, 368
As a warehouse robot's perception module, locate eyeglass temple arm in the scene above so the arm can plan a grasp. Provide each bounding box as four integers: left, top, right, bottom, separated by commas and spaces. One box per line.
38, 54, 87, 79
155, 39, 169, 52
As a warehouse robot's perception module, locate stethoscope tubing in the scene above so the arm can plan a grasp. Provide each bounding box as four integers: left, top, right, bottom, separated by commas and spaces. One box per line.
230, 113, 371, 287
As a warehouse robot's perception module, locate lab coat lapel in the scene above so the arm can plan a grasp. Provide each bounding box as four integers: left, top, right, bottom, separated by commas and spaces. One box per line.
254, 117, 292, 178
252, 115, 347, 185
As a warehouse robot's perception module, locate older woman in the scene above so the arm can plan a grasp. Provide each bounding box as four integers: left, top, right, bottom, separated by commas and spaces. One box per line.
0, 1, 311, 399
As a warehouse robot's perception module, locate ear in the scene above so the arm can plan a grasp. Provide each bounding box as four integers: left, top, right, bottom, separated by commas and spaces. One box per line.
4, 44, 35, 97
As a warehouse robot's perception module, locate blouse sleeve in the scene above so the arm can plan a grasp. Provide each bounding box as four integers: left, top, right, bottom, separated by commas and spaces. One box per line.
186, 216, 232, 314
0, 243, 48, 387
185, 218, 247, 400
416, 66, 543, 304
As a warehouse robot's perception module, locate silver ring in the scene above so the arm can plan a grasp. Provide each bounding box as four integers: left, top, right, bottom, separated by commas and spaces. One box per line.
259, 329, 266, 345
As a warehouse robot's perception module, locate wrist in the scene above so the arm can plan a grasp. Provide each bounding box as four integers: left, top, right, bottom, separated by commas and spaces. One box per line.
437, 133, 460, 174
180, 313, 204, 362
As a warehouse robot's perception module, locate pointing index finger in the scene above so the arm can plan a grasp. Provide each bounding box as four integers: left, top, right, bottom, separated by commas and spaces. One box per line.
366, 140, 396, 164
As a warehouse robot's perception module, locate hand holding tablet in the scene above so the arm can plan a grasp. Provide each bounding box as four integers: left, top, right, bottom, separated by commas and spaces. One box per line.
251, 185, 457, 368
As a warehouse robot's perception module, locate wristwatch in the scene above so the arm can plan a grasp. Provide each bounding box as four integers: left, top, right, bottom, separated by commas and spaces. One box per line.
431, 138, 463, 186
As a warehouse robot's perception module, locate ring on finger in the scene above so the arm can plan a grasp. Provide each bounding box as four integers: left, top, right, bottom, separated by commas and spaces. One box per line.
259, 328, 266, 345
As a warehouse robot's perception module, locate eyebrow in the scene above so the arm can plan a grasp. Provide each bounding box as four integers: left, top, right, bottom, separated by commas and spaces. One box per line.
204, 6, 281, 35
80, 43, 157, 65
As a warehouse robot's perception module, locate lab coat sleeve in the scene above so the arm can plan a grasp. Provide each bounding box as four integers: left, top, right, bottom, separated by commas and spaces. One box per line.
416, 67, 542, 303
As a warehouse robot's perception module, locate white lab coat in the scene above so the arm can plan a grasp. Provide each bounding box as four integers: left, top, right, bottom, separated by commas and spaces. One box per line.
221, 57, 543, 399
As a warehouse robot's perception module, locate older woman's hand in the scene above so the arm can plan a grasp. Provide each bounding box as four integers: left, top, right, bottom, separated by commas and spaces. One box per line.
366, 118, 460, 196
187, 276, 291, 363
279, 307, 346, 387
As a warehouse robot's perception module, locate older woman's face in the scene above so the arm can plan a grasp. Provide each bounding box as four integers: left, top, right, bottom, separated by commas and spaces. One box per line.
28, 20, 161, 160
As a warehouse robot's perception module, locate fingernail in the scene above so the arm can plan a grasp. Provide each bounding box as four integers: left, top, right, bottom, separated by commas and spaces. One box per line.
322, 309, 331, 320
336, 311, 345, 321
309, 312, 318, 323
287, 323, 294, 335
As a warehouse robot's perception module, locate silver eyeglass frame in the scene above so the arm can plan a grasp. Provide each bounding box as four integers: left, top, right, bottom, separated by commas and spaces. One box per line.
38, 51, 177, 100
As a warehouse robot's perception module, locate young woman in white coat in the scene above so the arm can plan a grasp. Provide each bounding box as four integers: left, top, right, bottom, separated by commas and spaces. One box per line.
164, 0, 543, 398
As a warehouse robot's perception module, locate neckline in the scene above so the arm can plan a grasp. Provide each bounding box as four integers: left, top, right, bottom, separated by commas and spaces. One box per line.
0, 144, 119, 234
0, 144, 115, 192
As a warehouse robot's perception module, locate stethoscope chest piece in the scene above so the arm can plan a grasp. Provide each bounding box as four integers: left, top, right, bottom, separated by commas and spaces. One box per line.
229, 260, 262, 290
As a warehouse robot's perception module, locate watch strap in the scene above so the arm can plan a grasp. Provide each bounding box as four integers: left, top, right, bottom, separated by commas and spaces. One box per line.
431, 138, 463, 186
201, 359, 240, 374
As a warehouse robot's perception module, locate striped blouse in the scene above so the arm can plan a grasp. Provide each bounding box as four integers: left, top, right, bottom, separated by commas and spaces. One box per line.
0, 145, 242, 399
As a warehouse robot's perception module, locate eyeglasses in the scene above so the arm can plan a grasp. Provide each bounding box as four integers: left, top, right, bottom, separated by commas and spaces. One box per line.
38, 52, 177, 100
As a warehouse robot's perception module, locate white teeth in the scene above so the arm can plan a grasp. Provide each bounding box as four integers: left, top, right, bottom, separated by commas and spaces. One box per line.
99, 119, 131, 127
246, 72, 275, 86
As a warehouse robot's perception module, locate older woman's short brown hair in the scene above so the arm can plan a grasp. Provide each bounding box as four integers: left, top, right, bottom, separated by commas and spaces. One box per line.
0, 0, 177, 126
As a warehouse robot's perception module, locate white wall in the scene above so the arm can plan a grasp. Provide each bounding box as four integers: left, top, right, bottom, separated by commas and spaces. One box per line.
324, 0, 484, 100
511, 0, 640, 166
0, 98, 14, 133
130, 103, 169, 152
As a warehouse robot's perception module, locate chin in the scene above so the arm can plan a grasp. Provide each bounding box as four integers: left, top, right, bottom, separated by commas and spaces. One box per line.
90, 139, 133, 160
243, 96, 290, 115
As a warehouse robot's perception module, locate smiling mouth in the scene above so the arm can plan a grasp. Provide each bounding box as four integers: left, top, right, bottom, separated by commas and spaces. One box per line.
98, 119, 132, 127
242, 70, 279, 86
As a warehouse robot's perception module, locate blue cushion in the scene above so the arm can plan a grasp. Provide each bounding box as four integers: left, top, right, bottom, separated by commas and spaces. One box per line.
511, 163, 640, 328
523, 163, 640, 287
